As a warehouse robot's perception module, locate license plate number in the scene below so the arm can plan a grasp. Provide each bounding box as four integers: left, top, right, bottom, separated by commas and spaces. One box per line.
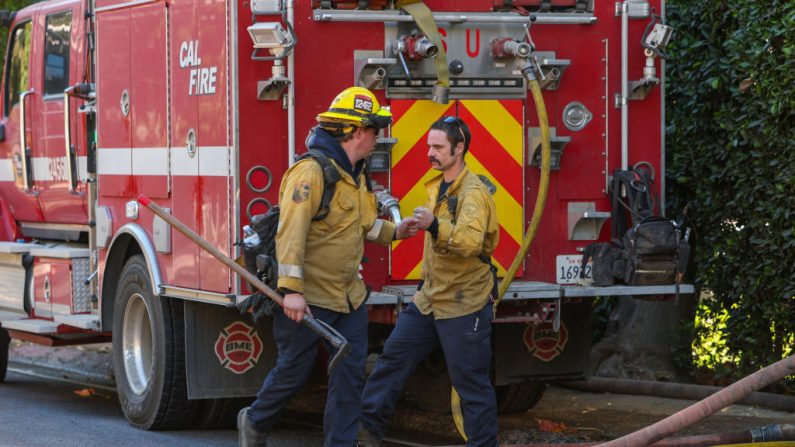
556, 255, 591, 285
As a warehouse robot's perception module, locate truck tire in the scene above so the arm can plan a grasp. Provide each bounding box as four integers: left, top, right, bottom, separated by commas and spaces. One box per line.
0, 327, 9, 383
406, 351, 452, 413
496, 381, 546, 414
112, 255, 195, 430
406, 352, 546, 415
191, 397, 251, 429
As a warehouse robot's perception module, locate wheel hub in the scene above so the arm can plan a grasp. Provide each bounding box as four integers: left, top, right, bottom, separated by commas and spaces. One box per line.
122, 293, 154, 395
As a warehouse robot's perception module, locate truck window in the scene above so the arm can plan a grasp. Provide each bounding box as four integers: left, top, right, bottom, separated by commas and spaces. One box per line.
3, 21, 32, 117
43, 11, 71, 97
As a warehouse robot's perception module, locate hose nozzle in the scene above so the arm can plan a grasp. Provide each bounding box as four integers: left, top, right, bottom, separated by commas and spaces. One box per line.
431, 84, 450, 105
375, 189, 402, 224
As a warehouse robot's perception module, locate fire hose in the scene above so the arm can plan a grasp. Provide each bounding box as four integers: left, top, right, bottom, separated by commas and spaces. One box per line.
136, 194, 351, 374
596, 353, 795, 447
450, 51, 553, 439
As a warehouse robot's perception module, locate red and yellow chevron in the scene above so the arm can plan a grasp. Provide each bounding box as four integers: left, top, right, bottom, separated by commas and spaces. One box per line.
389, 99, 525, 280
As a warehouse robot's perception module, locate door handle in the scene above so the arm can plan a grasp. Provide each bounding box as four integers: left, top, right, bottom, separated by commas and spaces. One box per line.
19, 89, 34, 191
63, 88, 76, 191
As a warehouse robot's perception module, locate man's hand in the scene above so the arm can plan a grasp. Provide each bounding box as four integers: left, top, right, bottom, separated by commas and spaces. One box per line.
395, 216, 419, 239
413, 207, 435, 230
284, 293, 312, 323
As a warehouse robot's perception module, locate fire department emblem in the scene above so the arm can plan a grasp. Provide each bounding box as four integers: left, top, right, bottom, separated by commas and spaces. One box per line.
523, 322, 568, 362
214, 322, 263, 374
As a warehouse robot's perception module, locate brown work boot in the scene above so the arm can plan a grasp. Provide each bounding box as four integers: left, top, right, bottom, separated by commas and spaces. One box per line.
238, 407, 269, 447
357, 425, 381, 447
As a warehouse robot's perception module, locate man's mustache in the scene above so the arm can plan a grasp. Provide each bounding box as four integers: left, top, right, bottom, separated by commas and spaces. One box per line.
428, 156, 440, 164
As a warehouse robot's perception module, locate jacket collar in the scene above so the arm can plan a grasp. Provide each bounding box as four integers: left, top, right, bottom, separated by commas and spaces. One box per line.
305, 126, 365, 184
425, 166, 471, 203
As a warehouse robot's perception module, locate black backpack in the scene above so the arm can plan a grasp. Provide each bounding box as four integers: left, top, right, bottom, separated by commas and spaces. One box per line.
581, 165, 690, 286
241, 150, 342, 291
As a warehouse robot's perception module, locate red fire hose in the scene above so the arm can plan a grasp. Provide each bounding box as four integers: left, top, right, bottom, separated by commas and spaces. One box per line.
596, 354, 795, 447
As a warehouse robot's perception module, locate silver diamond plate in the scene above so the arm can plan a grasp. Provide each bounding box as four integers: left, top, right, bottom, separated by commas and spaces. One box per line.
71, 257, 92, 313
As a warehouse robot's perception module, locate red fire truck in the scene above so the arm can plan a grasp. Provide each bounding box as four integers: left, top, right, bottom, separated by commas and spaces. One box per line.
0, 0, 689, 430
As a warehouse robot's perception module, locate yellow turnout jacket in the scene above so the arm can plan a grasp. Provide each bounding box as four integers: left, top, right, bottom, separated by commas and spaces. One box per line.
414, 167, 499, 319
276, 157, 396, 312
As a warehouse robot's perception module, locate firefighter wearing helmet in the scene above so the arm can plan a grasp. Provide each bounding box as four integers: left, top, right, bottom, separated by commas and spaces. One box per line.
237, 87, 419, 447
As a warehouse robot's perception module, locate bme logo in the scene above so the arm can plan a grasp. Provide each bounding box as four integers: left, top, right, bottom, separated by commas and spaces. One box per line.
214, 322, 263, 374
353, 95, 373, 112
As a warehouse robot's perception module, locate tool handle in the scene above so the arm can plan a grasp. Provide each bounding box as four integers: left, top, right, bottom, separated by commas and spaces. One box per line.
137, 194, 353, 370
137, 194, 286, 307
303, 314, 351, 373
303, 314, 344, 349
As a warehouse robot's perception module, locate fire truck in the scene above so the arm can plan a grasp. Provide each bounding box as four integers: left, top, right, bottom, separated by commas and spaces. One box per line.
0, 0, 690, 430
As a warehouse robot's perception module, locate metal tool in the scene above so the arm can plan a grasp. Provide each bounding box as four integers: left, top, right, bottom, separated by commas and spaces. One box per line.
136, 194, 351, 374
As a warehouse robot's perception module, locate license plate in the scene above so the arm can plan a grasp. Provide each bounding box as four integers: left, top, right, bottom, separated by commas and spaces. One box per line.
556, 255, 592, 285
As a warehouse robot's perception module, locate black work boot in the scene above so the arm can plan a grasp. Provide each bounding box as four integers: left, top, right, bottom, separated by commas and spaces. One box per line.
237, 407, 269, 447
356, 425, 381, 447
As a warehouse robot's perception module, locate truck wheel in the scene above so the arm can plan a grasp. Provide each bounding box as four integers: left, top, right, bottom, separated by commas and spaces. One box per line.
406, 351, 452, 413
112, 255, 194, 430
496, 381, 546, 414
0, 327, 9, 383
191, 397, 251, 429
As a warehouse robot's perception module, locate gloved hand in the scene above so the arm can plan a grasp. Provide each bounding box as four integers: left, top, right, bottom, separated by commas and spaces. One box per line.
237, 292, 275, 322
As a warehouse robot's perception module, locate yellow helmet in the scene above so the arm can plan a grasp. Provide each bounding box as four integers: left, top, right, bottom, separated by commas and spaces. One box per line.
316, 87, 392, 130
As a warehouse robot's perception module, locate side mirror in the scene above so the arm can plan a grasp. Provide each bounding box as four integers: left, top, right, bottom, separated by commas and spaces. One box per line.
0, 123, 5, 142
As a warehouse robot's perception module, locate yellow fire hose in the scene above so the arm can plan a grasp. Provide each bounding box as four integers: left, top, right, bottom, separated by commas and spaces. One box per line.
396, 0, 450, 104
451, 71, 552, 440
714, 444, 795, 447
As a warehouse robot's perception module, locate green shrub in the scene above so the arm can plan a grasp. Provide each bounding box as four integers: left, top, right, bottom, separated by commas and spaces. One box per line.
666, 1, 795, 387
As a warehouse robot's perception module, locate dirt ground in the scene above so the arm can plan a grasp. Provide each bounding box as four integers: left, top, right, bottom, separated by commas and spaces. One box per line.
8, 341, 794, 445
285, 379, 794, 445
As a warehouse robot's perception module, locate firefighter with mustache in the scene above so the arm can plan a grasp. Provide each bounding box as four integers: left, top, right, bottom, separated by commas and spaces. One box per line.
359, 116, 500, 447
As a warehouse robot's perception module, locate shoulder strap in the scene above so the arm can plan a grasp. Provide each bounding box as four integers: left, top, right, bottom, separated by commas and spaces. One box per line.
362, 162, 373, 193
295, 150, 341, 221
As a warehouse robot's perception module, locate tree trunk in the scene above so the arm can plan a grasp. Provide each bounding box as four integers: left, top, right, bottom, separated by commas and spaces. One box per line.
590, 295, 697, 381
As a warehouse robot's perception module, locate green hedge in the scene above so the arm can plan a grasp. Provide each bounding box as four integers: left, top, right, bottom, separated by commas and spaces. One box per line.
666, 1, 795, 383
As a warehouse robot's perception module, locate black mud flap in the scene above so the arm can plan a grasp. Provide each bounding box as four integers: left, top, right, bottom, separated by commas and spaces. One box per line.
184, 301, 277, 399
494, 300, 590, 386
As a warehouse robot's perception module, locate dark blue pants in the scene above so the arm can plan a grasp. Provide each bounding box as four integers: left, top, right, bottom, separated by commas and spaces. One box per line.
247, 304, 368, 447
361, 302, 498, 447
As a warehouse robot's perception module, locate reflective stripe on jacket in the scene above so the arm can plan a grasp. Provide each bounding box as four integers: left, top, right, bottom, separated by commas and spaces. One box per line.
414, 167, 499, 319
276, 158, 396, 312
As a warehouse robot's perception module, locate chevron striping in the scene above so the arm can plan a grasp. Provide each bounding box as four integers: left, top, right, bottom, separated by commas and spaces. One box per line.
492, 226, 522, 276
465, 154, 522, 245
461, 99, 523, 165
391, 232, 425, 279
463, 111, 524, 203
391, 138, 434, 197
391, 101, 452, 166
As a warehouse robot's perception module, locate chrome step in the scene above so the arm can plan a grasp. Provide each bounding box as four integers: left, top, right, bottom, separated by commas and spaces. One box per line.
52, 313, 100, 330
28, 244, 89, 259
0, 241, 41, 254
1, 319, 61, 334
378, 281, 695, 302
0, 310, 26, 323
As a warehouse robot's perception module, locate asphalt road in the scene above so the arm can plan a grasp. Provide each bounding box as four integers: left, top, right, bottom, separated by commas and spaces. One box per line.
0, 370, 324, 447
